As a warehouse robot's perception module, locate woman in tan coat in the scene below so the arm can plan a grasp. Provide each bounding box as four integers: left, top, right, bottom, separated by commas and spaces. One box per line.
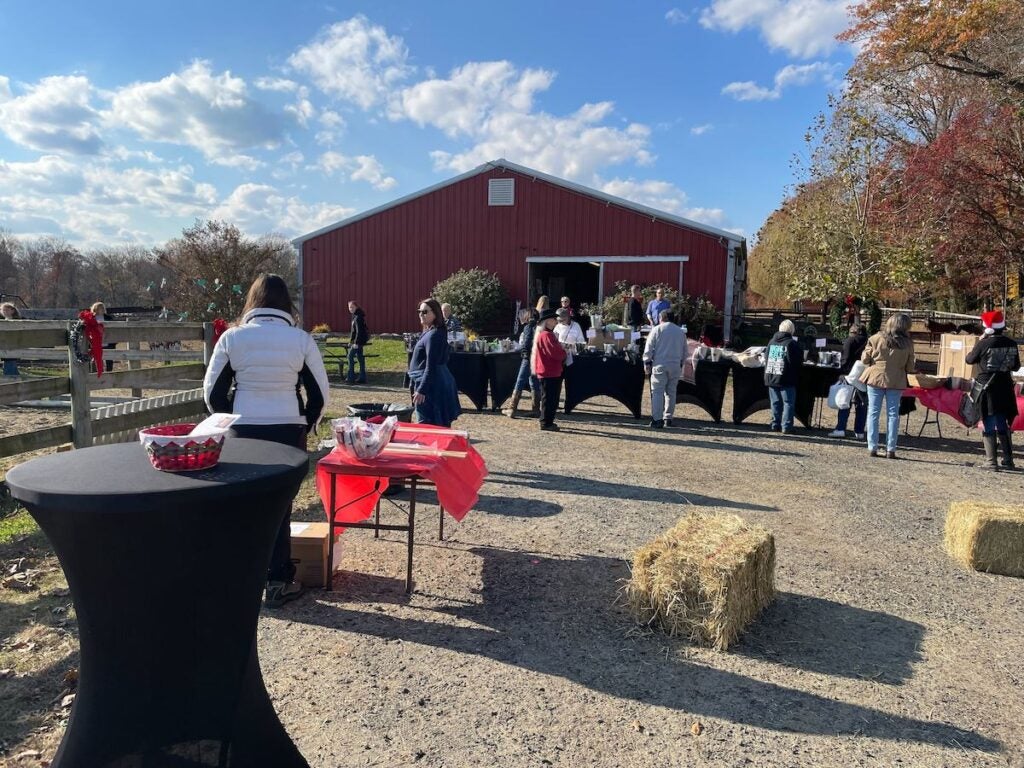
861, 313, 916, 458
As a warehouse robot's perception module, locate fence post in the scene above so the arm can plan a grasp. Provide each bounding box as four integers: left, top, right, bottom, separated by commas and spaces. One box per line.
202, 322, 215, 368
128, 340, 142, 398
68, 322, 93, 448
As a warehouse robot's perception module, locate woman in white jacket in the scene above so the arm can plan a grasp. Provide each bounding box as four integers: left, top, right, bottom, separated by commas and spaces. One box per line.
204, 274, 330, 607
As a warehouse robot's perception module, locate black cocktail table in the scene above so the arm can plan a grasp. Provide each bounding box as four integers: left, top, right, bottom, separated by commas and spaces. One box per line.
6, 439, 310, 768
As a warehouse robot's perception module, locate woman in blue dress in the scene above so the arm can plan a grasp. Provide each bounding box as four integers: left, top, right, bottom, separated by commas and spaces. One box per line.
408, 298, 462, 427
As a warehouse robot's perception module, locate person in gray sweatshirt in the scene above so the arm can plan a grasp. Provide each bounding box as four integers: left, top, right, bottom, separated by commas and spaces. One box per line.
642, 309, 687, 428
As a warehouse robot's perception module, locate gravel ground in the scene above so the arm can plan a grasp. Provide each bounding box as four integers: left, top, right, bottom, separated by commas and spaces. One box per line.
3, 379, 1024, 768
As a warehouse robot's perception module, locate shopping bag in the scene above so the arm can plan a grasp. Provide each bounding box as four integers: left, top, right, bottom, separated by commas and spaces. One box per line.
827, 381, 853, 410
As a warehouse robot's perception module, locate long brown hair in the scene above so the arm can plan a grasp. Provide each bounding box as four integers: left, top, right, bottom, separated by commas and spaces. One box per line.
419, 298, 445, 331
881, 313, 912, 349
241, 274, 295, 321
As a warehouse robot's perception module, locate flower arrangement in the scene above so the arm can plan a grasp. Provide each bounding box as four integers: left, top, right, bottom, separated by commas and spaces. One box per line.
311, 323, 331, 334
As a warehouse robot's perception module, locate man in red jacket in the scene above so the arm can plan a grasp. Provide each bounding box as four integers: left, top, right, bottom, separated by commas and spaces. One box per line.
531, 308, 567, 431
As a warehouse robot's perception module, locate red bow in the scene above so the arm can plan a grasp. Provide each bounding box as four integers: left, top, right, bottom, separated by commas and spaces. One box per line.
844, 294, 855, 307
78, 310, 105, 377
212, 318, 228, 344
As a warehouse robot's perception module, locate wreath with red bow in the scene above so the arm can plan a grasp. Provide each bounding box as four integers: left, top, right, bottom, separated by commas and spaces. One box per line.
69, 310, 105, 376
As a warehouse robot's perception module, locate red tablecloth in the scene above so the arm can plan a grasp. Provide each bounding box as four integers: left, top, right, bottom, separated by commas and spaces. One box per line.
903, 386, 1024, 430
316, 425, 487, 526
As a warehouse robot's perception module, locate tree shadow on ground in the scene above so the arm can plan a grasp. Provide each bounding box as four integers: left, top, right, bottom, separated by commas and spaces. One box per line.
485, 470, 778, 512
734, 592, 923, 684
297, 546, 997, 751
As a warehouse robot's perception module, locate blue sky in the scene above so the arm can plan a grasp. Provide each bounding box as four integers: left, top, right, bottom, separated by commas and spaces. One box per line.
0, 0, 855, 248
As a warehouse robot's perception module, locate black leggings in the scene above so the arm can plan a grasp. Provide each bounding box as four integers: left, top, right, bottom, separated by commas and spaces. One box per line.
229, 423, 308, 583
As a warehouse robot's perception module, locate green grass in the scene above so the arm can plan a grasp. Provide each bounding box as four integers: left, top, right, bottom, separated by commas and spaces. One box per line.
0, 506, 36, 544
319, 337, 408, 374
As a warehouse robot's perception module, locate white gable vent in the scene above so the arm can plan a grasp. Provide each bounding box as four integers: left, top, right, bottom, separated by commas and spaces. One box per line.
488, 177, 515, 206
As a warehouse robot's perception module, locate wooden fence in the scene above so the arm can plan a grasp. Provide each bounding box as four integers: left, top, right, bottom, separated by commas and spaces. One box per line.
0, 320, 214, 458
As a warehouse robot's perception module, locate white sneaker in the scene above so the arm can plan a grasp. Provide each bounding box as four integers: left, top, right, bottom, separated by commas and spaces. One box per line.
828, 429, 846, 438
854, 432, 866, 440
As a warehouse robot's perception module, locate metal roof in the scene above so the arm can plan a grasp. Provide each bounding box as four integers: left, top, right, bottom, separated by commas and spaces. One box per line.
292, 159, 746, 246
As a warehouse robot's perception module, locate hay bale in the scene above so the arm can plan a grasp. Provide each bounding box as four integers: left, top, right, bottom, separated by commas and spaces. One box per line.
625, 513, 775, 650
945, 502, 1024, 578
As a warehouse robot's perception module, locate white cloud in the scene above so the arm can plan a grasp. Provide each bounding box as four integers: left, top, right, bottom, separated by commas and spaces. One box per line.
0, 75, 104, 154
315, 109, 346, 146
690, 123, 713, 135
284, 86, 315, 127
390, 61, 554, 138
700, 0, 852, 58
287, 15, 412, 109
210, 183, 355, 237
0, 155, 86, 195
722, 62, 839, 101
311, 151, 397, 190
665, 8, 691, 24
107, 60, 285, 166
254, 77, 300, 92
600, 177, 729, 227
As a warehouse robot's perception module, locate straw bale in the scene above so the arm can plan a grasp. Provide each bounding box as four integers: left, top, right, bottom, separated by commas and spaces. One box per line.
945, 502, 1024, 578
625, 513, 775, 650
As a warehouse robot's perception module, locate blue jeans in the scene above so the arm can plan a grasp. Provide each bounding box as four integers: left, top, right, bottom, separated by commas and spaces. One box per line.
982, 413, 1008, 433
347, 345, 366, 382
836, 398, 867, 434
768, 385, 796, 431
514, 358, 540, 396
867, 386, 902, 452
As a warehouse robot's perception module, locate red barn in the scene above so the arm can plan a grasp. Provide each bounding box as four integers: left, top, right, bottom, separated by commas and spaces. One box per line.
294, 159, 747, 335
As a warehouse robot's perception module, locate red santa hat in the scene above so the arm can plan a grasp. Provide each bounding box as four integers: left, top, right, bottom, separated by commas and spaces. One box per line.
982, 310, 1005, 331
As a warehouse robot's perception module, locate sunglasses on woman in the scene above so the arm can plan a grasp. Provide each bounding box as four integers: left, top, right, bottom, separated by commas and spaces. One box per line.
418, 308, 431, 315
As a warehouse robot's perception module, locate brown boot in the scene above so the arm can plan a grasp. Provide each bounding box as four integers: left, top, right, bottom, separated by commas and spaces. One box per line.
507, 391, 521, 418
530, 394, 540, 415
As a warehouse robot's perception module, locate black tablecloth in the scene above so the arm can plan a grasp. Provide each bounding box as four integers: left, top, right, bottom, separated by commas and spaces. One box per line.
677, 359, 732, 422
731, 363, 843, 428
485, 351, 522, 410
6, 439, 310, 768
446, 352, 488, 411
563, 353, 645, 418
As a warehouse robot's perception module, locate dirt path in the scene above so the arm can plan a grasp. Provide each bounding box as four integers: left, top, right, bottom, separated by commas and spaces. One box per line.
3, 381, 1024, 767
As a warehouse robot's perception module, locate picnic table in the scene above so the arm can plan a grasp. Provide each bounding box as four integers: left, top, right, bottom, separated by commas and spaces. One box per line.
6, 439, 311, 768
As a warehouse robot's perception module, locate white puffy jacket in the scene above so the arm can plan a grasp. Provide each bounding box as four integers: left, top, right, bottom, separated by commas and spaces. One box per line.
203, 308, 330, 427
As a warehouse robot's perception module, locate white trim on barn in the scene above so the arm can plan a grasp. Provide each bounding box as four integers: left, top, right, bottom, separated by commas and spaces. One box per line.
292, 159, 744, 247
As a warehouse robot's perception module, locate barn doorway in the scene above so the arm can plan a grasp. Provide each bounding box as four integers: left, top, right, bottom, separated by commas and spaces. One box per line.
527, 260, 600, 311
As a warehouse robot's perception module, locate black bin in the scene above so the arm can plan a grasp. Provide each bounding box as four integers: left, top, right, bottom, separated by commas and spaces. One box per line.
347, 403, 414, 423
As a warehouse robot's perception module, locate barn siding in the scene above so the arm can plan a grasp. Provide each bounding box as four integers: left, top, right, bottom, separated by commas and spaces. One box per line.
301, 167, 730, 333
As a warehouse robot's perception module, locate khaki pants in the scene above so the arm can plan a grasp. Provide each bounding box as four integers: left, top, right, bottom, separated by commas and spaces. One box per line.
650, 364, 680, 421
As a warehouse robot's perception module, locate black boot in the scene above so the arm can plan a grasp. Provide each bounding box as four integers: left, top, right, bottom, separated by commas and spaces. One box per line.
998, 431, 1015, 470
982, 432, 999, 471
507, 391, 521, 419
530, 395, 540, 415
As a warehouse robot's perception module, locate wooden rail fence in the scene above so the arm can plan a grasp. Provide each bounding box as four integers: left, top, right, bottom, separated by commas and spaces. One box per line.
0, 320, 215, 458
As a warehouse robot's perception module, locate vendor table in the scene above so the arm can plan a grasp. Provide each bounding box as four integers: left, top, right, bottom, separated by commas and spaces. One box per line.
316, 426, 487, 592
562, 353, 645, 418
446, 351, 489, 410
485, 351, 522, 410
5, 439, 310, 768
677, 359, 732, 422
731, 362, 842, 428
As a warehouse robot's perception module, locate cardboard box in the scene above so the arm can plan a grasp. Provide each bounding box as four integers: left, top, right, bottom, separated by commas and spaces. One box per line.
937, 334, 980, 380
586, 329, 633, 350
290, 522, 342, 588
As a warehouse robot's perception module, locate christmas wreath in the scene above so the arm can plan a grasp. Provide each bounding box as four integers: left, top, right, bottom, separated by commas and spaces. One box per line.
69, 310, 105, 376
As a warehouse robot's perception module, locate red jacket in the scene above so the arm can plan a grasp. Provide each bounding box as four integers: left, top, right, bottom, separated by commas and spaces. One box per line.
532, 328, 567, 378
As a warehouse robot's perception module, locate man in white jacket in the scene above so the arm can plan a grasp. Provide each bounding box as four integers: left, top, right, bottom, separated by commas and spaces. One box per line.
642, 309, 686, 429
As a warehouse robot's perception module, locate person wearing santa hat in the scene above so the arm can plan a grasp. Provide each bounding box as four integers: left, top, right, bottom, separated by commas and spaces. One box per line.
966, 310, 1020, 470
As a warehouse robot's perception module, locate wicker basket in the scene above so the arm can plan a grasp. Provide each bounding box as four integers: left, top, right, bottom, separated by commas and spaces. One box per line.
139, 423, 225, 472
909, 373, 945, 390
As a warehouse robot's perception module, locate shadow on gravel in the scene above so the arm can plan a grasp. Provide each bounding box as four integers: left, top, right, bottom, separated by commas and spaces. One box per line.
734, 592, 923, 683
298, 546, 998, 751
485, 471, 779, 512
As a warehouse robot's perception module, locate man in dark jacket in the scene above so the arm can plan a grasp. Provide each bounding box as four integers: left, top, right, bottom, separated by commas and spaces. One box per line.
966, 310, 1021, 470
829, 323, 869, 438
347, 301, 370, 384
764, 319, 803, 433
626, 285, 645, 330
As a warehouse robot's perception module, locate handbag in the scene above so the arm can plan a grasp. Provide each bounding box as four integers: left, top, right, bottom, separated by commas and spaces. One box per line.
828, 380, 854, 410
958, 378, 990, 426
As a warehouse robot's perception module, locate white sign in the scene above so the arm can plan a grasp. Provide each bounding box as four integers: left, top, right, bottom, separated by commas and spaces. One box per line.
586, 328, 597, 339
631, 331, 641, 341
950, 340, 964, 350
290, 523, 310, 536
613, 331, 625, 340
815, 337, 827, 348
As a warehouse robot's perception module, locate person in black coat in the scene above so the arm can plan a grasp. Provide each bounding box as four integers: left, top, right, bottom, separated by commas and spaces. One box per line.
625, 285, 645, 330
763, 319, 803, 433
347, 301, 369, 384
829, 323, 868, 439
966, 310, 1021, 470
